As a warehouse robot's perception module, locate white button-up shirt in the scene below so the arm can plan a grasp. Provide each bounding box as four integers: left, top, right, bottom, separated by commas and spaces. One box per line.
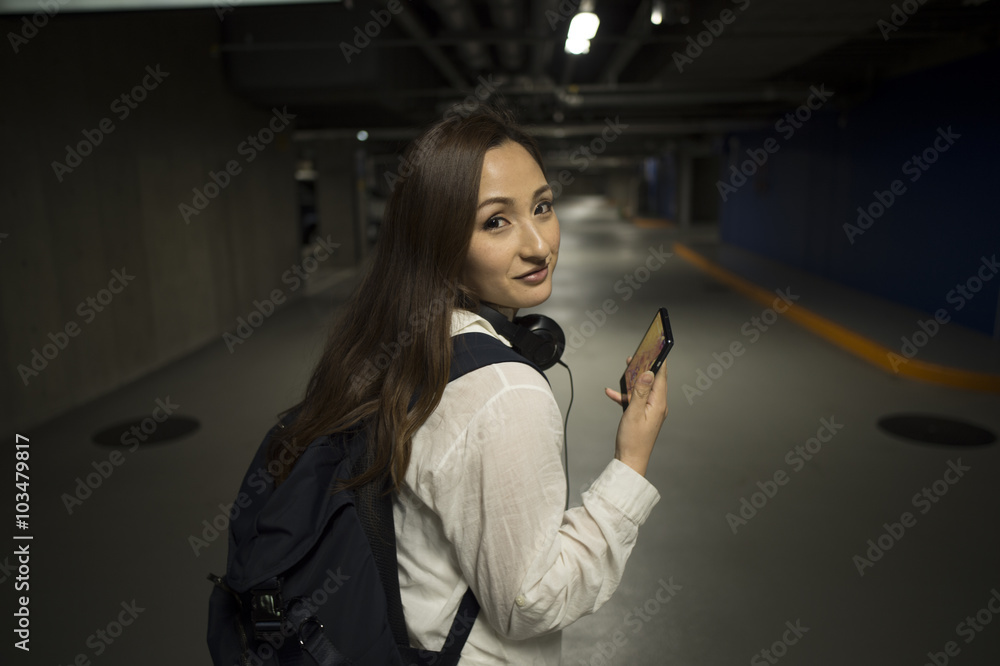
394, 308, 661, 664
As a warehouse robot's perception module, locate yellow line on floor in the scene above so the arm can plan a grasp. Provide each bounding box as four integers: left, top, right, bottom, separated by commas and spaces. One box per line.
631, 216, 676, 229
674, 242, 1000, 393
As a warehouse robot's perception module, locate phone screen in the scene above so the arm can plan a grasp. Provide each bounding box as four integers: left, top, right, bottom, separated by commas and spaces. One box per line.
621, 308, 673, 409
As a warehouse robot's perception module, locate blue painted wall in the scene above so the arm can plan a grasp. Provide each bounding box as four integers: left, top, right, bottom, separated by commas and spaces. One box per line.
718, 49, 1000, 337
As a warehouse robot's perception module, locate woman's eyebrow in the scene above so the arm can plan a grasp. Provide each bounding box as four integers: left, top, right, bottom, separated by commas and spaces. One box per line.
477, 184, 553, 211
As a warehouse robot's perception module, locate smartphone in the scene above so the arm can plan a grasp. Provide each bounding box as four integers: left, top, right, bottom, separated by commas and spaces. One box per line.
619, 308, 673, 411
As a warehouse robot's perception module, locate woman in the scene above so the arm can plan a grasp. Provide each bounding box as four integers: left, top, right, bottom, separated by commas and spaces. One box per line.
268, 106, 668, 664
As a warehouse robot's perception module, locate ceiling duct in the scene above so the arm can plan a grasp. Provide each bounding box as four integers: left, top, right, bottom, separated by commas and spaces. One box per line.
427, 0, 493, 72
488, 0, 524, 70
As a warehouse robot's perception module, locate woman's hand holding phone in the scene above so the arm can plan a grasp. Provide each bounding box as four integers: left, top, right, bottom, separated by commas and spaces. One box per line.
605, 355, 668, 477
605, 306, 673, 477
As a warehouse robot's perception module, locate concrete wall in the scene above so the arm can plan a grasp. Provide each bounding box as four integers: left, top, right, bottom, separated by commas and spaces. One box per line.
0, 10, 302, 432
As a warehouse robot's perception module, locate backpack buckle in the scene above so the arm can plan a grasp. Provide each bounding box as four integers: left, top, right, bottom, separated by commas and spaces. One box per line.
250, 579, 284, 641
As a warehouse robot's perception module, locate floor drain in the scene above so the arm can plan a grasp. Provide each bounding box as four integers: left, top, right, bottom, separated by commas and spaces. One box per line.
877, 414, 996, 447
91, 416, 200, 446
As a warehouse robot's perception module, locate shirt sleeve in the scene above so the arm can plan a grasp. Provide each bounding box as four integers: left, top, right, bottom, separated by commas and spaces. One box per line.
415, 361, 661, 641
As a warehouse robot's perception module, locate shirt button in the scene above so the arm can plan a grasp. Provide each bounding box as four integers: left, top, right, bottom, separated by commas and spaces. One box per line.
515, 595, 526, 608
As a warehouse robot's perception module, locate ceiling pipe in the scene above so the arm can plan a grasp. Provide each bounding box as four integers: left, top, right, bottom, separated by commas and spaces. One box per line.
556, 87, 807, 108
213, 30, 944, 53
600, 0, 652, 84
426, 0, 493, 71
529, 0, 561, 79
285, 82, 814, 105
488, 0, 524, 70
392, 4, 469, 89
293, 118, 770, 142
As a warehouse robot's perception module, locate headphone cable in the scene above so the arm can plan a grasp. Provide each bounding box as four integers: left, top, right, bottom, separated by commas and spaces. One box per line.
555, 359, 573, 510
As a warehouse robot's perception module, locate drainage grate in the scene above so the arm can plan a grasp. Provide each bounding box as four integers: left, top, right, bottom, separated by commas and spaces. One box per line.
91, 416, 200, 446
877, 414, 996, 447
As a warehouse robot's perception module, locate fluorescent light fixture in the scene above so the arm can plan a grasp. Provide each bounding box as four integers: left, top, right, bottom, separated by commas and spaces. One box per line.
651, 0, 664, 25
564, 37, 591, 54
565, 11, 599, 54
568, 12, 600, 40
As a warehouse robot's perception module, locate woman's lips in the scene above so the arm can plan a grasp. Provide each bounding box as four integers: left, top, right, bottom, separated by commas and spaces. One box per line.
516, 266, 548, 283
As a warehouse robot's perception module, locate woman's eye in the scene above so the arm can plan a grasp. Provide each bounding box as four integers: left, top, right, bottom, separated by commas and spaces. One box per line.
535, 201, 553, 215
483, 216, 507, 230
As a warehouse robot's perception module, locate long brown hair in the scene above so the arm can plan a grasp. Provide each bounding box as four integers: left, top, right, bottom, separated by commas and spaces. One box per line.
267, 105, 545, 491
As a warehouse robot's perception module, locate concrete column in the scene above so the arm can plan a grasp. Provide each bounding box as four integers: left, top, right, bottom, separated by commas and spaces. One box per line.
677, 144, 693, 231
314, 139, 360, 270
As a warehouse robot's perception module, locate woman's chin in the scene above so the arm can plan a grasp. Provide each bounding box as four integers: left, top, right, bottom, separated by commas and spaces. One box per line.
482, 281, 554, 313
515, 286, 553, 310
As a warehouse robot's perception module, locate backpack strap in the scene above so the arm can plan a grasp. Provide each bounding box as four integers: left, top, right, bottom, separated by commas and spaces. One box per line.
280, 598, 352, 665
450, 332, 547, 383
371, 332, 544, 662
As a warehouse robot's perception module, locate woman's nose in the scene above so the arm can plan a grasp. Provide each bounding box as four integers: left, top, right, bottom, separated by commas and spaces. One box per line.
519, 219, 550, 258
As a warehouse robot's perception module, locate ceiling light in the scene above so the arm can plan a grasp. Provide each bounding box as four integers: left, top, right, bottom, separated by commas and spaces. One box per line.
564, 36, 591, 54
565, 11, 599, 54
568, 12, 600, 40
651, 0, 664, 25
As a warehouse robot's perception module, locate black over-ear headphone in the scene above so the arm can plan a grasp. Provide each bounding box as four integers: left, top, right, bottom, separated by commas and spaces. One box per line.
477, 304, 566, 370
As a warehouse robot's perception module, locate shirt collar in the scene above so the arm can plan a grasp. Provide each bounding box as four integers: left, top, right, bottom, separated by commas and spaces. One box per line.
450, 308, 513, 348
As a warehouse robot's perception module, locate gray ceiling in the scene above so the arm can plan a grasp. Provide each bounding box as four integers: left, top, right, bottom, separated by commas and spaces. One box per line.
17, 0, 990, 152
215, 0, 996, 133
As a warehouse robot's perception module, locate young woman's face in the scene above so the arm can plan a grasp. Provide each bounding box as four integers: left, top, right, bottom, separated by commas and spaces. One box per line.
462, 141, 560, 313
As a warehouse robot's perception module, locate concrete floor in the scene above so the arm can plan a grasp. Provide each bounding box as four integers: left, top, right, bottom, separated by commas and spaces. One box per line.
9, 196, 999, 665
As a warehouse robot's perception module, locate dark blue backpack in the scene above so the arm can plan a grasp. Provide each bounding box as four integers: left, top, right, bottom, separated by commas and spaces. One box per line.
207, 333, 541, 665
